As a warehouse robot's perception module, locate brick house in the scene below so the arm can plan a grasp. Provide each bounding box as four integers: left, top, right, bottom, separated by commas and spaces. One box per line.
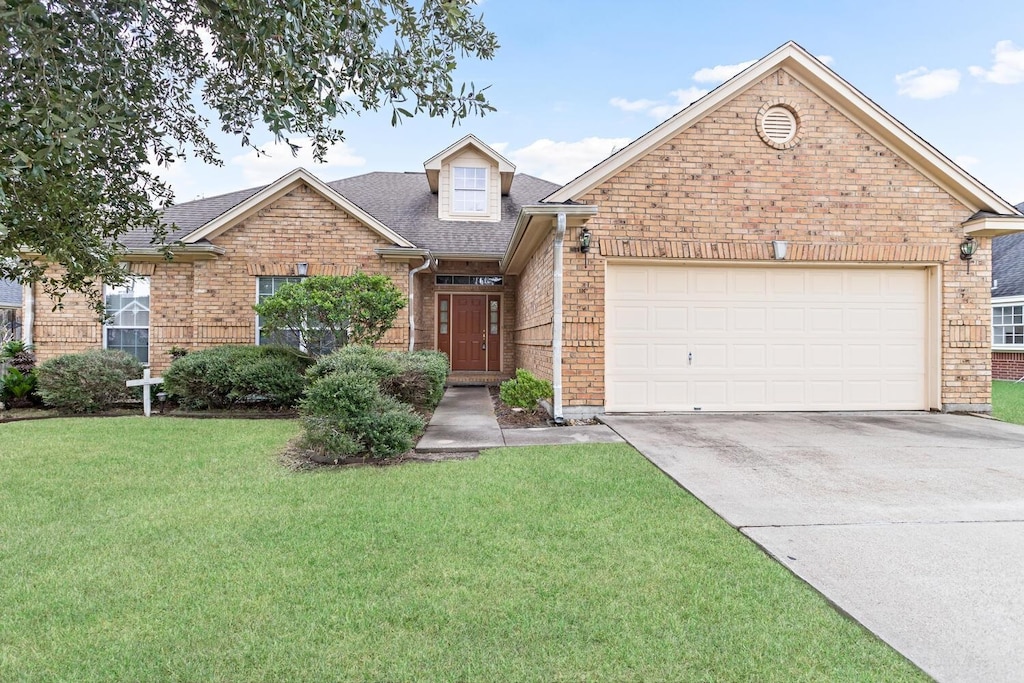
991, 202, 1024, 380
23, 42, 1024, 416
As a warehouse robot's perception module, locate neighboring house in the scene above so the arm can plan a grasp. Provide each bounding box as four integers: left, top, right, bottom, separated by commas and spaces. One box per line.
990, 201, 1024, 379
22, 42, 1024, 416
0, 278, 22, 340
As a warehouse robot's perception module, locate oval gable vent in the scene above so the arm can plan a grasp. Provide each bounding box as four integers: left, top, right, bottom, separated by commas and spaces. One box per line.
761, 106, 797, 144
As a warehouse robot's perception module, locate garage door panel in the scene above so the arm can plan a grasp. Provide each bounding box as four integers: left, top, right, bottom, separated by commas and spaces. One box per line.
694, 307, 728, 331
606, 264, 930, 412
733, 345, 767, 368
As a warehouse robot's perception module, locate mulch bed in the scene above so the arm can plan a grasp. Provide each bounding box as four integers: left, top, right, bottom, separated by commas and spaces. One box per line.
278, 437, 477, 471
487, 385, 553, 428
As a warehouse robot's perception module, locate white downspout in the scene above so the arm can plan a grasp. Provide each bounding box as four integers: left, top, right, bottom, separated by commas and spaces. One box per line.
22, 282, 33, 345
552, 213, 566, 424
408, 255, 434, 352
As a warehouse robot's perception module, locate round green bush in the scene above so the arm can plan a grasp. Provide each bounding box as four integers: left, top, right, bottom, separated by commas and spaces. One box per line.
499, 369, 553, 411
163, 345, 309, 410
305, 344, 403, 383
36, 350, 143, 413
300, 369, 424, 459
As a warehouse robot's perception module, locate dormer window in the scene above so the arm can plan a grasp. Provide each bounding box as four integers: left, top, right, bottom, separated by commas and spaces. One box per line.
453, 167, 488, 214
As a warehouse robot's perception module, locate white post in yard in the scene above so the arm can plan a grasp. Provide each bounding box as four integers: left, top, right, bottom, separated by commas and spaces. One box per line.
126, 369, 164, 417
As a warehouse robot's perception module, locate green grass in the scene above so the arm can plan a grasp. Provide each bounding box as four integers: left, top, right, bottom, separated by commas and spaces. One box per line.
0, 418, 925, 682
993, 380, 1024, 424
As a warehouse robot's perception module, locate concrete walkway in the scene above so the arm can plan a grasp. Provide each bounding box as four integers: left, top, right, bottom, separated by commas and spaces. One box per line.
416, 386, 622, 452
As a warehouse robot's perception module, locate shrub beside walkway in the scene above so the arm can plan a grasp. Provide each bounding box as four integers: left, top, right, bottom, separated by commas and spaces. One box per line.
416, 386, 622, 452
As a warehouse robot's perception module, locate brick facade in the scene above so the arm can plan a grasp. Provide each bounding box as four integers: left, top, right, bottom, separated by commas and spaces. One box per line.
513, 232, 555, 382
993, 352, 1024, 381
550, 68, 990, 412
32, 183, 411, 374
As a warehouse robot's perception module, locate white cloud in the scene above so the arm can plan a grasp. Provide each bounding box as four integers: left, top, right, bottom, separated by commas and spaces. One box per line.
610, 97, 660, 113
969, 40, 1024, 84
955, 155, 980, 168
505, 137, 633, 184
894, 67, 961, 99
692, 59, 756, 84
611, 87, 708, 120
817, 54, 835, 66
229, 137, 366, 185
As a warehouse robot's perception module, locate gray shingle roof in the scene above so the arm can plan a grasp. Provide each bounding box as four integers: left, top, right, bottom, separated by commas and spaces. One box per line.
0, 278, 21, 308
122, 172, 562, 255
119, 185, 267, 249
328, 172, 561, 254
992, 202, 1024, 298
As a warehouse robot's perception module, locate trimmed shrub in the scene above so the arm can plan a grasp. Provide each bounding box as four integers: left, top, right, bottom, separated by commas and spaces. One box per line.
36, 350, 143, 413
500, 369, 553, 411
308, 346, 450, 411
300, 369, 424, 459
306, 344, 403, 384
384, 351, 449, 409
163, 345, 309, 410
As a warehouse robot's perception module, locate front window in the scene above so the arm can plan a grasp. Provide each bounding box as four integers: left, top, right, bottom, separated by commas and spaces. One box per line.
452, 166, 487, 213
257, 276, 339, 354
257, 276, 302, 348
104, 277, 150, 364
994, 305, 1024, 346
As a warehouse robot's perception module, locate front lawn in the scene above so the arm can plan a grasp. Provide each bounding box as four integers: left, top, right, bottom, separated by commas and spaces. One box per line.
0, 418, 924, 681
993, 380, 1024, 424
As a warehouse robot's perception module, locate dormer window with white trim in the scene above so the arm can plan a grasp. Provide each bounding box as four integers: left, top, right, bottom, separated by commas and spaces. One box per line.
453, 166, 488, 214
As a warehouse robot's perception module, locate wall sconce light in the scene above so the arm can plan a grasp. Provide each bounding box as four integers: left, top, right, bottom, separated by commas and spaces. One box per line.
772, 240, 788, 260
295, 262, 308, 276
579, 228, 592, 254
960, 236, 977, 274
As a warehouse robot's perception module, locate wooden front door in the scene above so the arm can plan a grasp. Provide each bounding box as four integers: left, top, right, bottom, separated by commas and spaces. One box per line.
437, 294, 501, 372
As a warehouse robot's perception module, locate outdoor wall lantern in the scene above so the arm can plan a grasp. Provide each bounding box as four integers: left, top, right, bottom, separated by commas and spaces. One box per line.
295, 262, 309, 276
960, 236, 977, 273
772, 240, 788, 260
579, 227, 592, 254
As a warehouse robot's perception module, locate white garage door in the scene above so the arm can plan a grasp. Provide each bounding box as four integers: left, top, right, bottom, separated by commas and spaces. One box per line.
606, 264, 930, 412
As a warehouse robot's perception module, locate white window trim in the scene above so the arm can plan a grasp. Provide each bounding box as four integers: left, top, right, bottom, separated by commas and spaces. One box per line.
255, 276, 303, 348
992, 300, 1024, 350
103, 276, 151, 366
451, 165, 489, 215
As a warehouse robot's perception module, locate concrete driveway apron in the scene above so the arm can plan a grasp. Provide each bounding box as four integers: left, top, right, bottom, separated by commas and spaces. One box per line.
601, 412, 1024, 683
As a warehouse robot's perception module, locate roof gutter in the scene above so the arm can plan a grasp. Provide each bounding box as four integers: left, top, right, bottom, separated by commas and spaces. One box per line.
501, 204, 598, 272
123, 244, 226, 261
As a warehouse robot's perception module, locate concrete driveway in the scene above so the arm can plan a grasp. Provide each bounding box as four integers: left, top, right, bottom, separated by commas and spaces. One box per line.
600, 412, 1024, 683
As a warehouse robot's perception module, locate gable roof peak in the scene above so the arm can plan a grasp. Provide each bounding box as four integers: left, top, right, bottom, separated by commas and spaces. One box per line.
423, 133, 516, 194
544, 40, 1018, 217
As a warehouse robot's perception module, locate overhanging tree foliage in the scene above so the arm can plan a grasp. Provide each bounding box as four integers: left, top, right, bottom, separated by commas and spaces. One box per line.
254, 273, 406, 355
0, 0, 497, 312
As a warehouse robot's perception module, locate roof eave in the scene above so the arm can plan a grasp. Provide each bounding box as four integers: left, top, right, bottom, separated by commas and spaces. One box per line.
500, 204, 599, 273
963, 215, 1024, 237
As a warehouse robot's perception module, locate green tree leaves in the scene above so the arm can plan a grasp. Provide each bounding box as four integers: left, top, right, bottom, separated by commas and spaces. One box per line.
254, 273, 406, 355
1, 0, 497, 312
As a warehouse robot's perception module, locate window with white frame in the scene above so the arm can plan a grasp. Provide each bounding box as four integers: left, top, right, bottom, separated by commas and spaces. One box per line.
993, 304, 1024, 346
104, 277, 150, 364
257, 276, 302, 348
452, 166, 487, 213
257, 276, 341, 353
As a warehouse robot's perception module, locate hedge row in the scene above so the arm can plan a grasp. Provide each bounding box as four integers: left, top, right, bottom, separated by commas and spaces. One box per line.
162, 345, 310, 410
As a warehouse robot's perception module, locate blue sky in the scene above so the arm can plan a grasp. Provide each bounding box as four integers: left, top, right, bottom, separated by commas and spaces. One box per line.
162, 0, 1024, 206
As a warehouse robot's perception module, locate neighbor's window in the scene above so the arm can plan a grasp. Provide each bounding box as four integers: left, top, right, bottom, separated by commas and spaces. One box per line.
257, 276, 302, 348
993, 305, 1024, 346
104, 277, 150, 364
452, 166, 487, 213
